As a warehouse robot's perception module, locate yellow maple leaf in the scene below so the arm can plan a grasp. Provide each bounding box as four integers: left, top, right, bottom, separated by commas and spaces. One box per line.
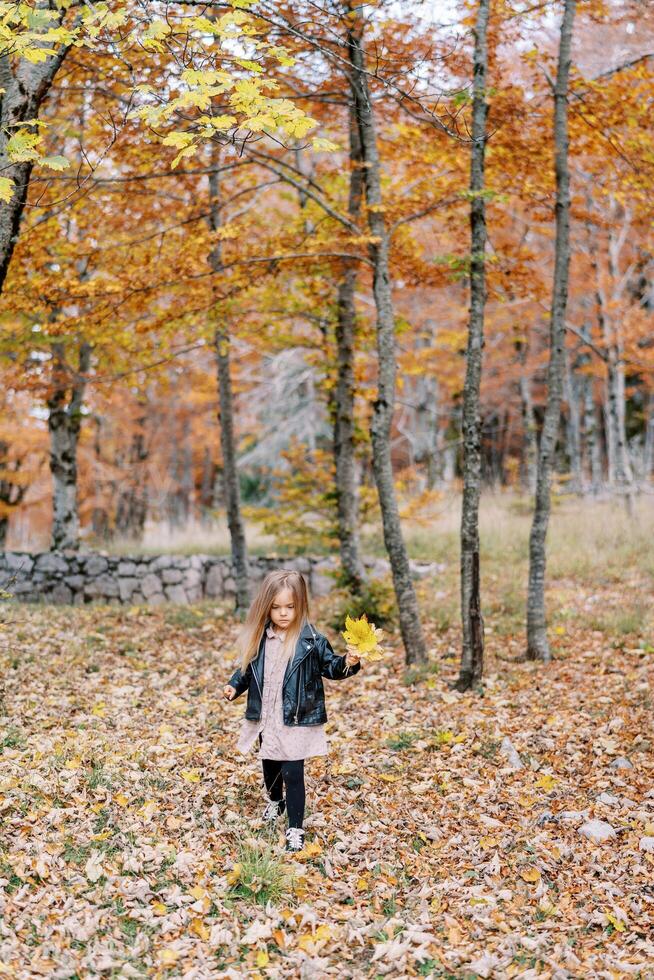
152, 901, 167, 915
298, 924, 331, 950
535, 774, 558, 792
332, 762, 357, 776
181, 768, 201, 783
189, 917, 210, 940
256, 950, 269, 968
341, 615, 385, 660
520, 867, 541, 883
226, 863, 242, 886
0, 177, 15, 203
605, 911, 625, 933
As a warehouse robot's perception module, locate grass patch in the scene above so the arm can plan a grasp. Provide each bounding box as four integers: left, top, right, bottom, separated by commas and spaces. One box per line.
87, 764, 113, 790
229, 840, 290, 906
386, 731, 420, 751
1, 725, 26, 752
484, 580, 525, 636
578, 600, 652, 638
321, 577, 397, 631
403, 660, 440, 687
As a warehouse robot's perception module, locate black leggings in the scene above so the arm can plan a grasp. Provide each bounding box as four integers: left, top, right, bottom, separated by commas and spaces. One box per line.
261, 758, 305, 829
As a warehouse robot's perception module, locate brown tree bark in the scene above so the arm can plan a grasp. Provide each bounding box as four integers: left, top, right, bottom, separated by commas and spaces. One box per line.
0, 20, 72, 293
115, 410, 149, 540
456, 0, 490, 692
564, 351, 583, 493
346, 10, 426, 664
526, 0, 576, 662
47, 341, 91, 550
208, 161, 250, 613
0, 440, 28, 548
333, 100, 366, 592
583, 374, 602, 492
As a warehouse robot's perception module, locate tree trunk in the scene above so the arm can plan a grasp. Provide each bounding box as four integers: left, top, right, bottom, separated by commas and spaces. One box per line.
0, 439, 28, 549
643, 392, 654, 480
583, 376, 602, 492
564, 351, 583, 493
588, 223, 633, 499
526, 0, 576, 662
606, 347, 633, 495
208, 162, 249, 613
115, 414, 149, 539
199, 447, 216, 521
47, 342, 91, 550
519, 371, 538, 494
0, 32, 70, 294
347, 14, 426, 664
456, 0, 490, 691
413, 323, 441, 491
607, 222, 634, 503
333, 102, 366, 591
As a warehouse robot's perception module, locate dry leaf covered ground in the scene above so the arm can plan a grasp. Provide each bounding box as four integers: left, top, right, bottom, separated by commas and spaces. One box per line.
0, 558, 653, 979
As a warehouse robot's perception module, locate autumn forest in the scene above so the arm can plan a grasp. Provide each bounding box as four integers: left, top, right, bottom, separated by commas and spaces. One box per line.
1, 1, 653, 977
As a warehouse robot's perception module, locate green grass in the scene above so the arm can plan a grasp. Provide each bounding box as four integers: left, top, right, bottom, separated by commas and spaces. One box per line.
576, 600, 652, 639
228, 840, 290, 906
386, 731, 420, 751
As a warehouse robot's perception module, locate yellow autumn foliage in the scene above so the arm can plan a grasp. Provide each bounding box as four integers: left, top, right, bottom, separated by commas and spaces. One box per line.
341, 615, 385, 662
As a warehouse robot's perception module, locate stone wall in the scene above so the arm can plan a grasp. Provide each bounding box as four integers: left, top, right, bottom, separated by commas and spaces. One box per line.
0, 550, 439, 605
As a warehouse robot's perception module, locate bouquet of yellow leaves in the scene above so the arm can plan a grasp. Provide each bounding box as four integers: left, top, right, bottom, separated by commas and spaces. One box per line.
341, 614, 385, 664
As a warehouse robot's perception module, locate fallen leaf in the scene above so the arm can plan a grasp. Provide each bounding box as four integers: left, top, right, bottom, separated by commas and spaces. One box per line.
298, 924, 331, 950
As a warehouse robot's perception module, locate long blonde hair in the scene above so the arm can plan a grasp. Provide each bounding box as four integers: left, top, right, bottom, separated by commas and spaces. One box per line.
237, 569, 310, 671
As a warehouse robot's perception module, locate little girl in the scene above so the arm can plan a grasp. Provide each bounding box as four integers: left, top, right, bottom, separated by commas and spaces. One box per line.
223, 569, 361, 852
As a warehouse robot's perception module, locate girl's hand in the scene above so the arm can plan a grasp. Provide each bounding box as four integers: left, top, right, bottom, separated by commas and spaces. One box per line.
345, 647, 361, 668
223, 684, 237, 701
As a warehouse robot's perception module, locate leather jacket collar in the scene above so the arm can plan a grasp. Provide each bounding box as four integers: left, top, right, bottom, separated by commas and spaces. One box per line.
250, 620, 317, 694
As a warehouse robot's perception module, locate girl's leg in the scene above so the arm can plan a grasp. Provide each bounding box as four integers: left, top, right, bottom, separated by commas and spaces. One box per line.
261, 758, 284, 802
281, 760, 305, 829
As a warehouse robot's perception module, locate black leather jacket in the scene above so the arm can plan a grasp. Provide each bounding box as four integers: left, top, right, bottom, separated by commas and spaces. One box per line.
227, 622, 360, 726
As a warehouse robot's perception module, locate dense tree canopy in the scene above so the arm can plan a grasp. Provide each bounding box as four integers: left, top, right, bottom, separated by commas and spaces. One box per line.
0, 0, 652, 654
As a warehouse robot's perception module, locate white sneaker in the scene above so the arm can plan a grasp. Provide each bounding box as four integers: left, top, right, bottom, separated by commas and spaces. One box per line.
285, 827, 305, 853
262, 799, 285, 822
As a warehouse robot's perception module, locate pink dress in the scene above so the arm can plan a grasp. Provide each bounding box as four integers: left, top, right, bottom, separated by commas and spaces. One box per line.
237, 625, 329, 761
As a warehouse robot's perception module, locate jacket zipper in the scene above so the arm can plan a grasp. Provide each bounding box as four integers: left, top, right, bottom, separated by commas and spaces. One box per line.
284, 642, 313, 685
253, 665, 263, 700
294, 664, 301, 724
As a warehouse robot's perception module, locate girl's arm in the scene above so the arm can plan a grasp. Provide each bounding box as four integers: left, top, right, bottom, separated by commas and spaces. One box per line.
317, 634, 361, 680
226, 663, 251, 698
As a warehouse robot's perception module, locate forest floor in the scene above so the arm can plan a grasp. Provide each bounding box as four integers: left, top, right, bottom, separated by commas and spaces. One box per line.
1, 501, 653, 978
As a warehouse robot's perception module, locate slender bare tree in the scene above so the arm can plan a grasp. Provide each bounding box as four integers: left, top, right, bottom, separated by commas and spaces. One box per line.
346, 7, 426, 663
456, 0, 490, 692
208, 158, 250, 613
48, 341, 91, 550
333, 102, 366, 592
526, 0, 577, 662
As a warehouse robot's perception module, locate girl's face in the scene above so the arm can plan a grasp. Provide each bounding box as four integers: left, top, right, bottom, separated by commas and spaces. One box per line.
269, 587, 296, 631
